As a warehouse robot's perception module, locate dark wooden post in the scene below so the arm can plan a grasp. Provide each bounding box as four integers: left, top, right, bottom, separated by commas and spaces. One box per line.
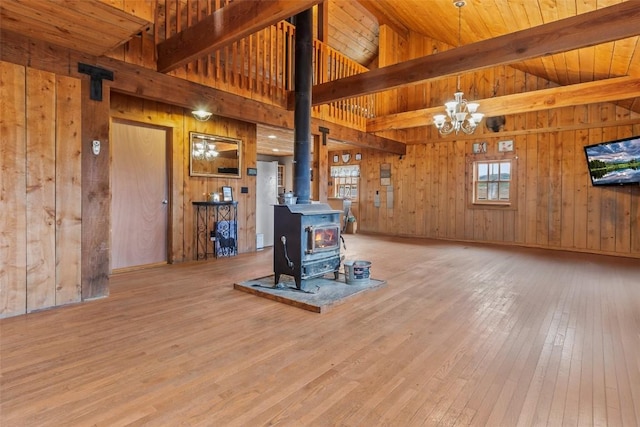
80, 73, 111, 299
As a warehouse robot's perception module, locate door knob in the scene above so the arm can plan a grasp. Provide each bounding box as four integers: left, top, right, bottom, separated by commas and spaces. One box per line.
162, 199, 168, 204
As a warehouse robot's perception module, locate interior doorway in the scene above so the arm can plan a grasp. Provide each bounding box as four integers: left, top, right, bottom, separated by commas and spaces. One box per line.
111, 121, 169, 271
256, 160, 278, 247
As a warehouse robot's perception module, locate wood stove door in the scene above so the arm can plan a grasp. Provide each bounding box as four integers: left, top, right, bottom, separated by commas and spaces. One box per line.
307, 225, 340, 254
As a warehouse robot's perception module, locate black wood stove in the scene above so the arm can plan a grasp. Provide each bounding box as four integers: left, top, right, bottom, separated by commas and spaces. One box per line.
274, 203, 343, 291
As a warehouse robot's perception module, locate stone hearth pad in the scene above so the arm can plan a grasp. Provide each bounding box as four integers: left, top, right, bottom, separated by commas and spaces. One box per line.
234, 274, 386, 313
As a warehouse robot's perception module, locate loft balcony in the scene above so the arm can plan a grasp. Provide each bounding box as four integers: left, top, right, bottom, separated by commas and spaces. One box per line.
109, 1, 375, 132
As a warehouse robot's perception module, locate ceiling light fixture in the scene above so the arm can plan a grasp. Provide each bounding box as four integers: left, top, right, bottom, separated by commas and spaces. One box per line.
433, 1, 484, 135
191, 109, 213, 121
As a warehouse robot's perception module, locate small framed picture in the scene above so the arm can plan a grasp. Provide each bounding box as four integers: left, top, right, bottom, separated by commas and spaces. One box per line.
355, 153, 362, 161
333, 155, 339, 163
222, 186, 233, 202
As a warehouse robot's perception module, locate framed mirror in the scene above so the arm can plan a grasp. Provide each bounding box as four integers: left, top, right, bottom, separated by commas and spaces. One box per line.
189, 132, 242, 178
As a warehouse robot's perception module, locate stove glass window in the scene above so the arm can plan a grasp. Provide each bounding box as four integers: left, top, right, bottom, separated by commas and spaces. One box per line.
311, 226, 339, 252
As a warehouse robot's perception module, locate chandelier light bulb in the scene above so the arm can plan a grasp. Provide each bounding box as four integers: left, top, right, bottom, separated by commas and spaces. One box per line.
433, 114, 447, 129
471, 113, 484, 122
467, 103, 479, 113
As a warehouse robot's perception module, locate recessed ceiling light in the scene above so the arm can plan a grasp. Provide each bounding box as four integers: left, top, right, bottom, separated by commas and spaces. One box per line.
268, 135, 277, 139
272, 148, 279, 152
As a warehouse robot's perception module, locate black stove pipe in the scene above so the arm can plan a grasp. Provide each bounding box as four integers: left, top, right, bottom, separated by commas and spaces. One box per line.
293, 9, 313, 204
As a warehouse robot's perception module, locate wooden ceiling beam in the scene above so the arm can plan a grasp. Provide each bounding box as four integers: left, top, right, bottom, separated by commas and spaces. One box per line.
367, 77, 640, 132
314, 119, 406, 155
312, 2, 640, 106
93, 58, 406, 154
103, 58, 404, 154
157, 0, 321, 73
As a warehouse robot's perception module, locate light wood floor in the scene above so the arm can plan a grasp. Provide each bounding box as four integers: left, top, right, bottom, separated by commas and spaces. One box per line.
1, 235, 639, 426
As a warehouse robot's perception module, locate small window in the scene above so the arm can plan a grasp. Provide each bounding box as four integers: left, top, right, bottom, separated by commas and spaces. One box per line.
331, 165, 359, 200
473, 160, 511, 204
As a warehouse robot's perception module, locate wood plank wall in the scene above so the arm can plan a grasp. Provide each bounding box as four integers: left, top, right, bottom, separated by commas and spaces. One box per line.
332, 26, 640, 259
110, 92, 258, 262
0, 61, 258, 318
1, 62, 82, 318
331, 117, 640, 259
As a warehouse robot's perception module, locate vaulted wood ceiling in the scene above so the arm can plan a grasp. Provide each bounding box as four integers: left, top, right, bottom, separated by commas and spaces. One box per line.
319, 0, 640, 106
359, 0, 640, 86
2, 0, 639, 156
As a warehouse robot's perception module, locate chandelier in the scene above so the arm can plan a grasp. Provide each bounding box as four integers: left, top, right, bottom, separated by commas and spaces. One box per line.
192, 139, 219, 160
433, 1, 484, 135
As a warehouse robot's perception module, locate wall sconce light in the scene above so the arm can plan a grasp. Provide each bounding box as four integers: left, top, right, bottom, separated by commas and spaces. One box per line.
192, 109, 212, 121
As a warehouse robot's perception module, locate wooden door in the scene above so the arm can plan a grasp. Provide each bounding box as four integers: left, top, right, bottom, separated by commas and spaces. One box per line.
111, 122, 168, 270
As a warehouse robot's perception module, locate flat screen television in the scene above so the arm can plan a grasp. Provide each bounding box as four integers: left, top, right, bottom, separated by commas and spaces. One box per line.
584, 135, 640, 186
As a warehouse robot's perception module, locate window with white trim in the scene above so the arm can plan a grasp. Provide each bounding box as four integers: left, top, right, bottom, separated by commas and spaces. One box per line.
473, 160, 512, 204
330, 165, 359, 200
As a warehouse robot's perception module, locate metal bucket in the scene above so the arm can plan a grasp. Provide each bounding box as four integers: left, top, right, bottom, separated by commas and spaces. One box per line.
344, 260, 371, 285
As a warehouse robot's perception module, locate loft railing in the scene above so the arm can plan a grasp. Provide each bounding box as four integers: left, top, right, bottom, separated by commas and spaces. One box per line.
313, 41, 375, 129
151, 0, 374, 130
